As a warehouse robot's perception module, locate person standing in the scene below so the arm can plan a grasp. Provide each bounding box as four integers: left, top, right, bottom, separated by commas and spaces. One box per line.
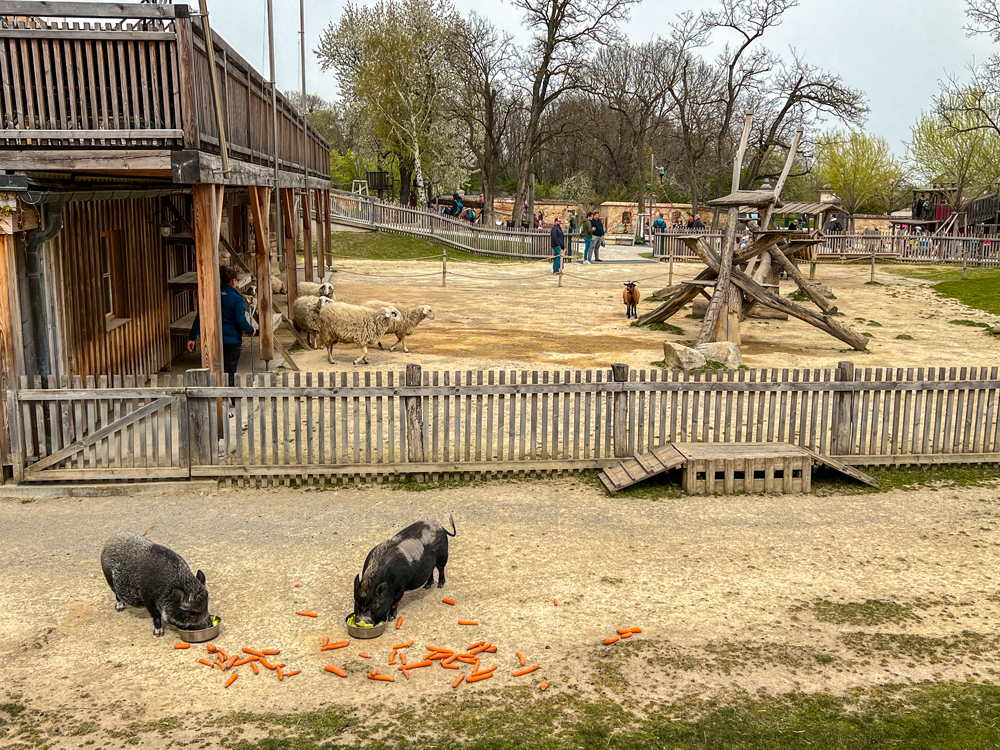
187, 265, 257, 388
591, 212, 605, 262
550, 217, 565, 273
581, 211, 594, 264
691, 214, 705, 229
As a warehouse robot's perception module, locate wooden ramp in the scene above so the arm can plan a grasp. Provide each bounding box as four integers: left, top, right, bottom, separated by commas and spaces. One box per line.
599, 443, 878, 495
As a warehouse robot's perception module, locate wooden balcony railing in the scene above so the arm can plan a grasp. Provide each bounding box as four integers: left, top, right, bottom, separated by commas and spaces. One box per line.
0, 1, 329, 179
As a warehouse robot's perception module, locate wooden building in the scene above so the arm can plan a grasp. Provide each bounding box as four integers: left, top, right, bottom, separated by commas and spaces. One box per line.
0, 1, 332, 476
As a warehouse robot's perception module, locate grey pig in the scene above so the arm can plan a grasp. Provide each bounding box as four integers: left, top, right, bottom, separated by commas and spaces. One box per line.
101, 533, 212, 637
353, 515, 457, 626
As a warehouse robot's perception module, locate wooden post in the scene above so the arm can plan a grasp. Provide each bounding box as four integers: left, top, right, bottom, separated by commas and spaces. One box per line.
558, 249, 563, 287
174, 16, 200, 150
870, 245, 876, 284
185, 368, 215, 467
281, 188, 298, 304
248, 186, 273, 361
0, 234, 17, 474
612, 363, 630, 458
442, 247, 447, 287
667, 237, 674, 287
303, 188, 313, 282
405, 364, 425, 464
192, 184, 224, 383
324, 190, 332, 264
832, 360, 855, 456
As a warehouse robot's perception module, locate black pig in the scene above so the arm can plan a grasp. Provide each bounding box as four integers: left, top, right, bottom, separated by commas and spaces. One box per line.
101, 533, 212, 637
353, 515, 456, 625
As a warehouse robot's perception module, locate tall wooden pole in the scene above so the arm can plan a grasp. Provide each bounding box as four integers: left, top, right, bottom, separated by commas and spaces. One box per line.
0, 234, 18, 471
266, 0, 284, 270
192, 184, 224, 382
249, 186, 274, 361
282, 188, 298, 304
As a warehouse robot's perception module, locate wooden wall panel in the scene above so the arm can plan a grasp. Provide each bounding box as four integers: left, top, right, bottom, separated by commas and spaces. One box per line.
52, 197, 172, 379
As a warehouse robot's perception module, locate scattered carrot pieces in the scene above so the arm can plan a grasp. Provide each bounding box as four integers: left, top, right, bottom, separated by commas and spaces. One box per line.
218, 649, 229, 661
322, 636, 329, 648
425, 646, 454, 654
261, 649, 281, 656
441, 662, 459, 670
233, 657, 258, 667
250, 661, 260, 675
468, 643, 492, 655
483, 645, 497, 653
277, 666, 284, 681
389, 649, 398, 665
371, 674, 395, 682
243, 648, 264, 657
629, 627, 643, 634
206, 644, 217, 653
553, 598, 558, 606
442, 598, 455, 605
295, 584, 301, 588
396, 616, 404, 630
513, 665, 540, 677
322, 641, 349, 651
393, 640, 414, 649
456, 655, 479, 664
224, 654, 239, 669
296, 611, 318, 617
284, 670, 301, 677
399, 660, 433, 671
442, 654, 458, 665
225, 673, 238, 688
620, 632, 632, 639
516, 651, 526, 667
174, 643, 190, 649
467, 672, 493, 683
368, 668, 378, 678
324, 665, 347, 677
458, 620, 478, 626
198, 658, 214, 667
259, 657, 278, 670
452, 674, 466, 688
472, 665, 497, 677
358, 653, 371, 659
399, 653, 407, 665
539, 682, 549, 691
468, 641, 484, 651
604, 636, 620, 645
402, 669, 410, 680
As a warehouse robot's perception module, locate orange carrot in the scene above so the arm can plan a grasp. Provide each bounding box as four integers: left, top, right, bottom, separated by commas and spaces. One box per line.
358, 653, 371, 659
234, 657, 258, 667
620, 632, 632, 639
295, 584, 301, 588
259, 657, 278, 670
467, 672, 493, 683
442, 598, 455, 605
284, 670, 301, 677
371, 674, 395, 682
617, 628, 637, 636
425, 646, 454, 653
399, 653, 407, 666
629, 627, 643, 634
322, 641, 349, 651
539, 682, 549, 691
472, 665, 497, 677
604, 636, 619, 645
261, 649, 281, 656
296, 611, 318, 617
225, 673, 238, 688
516, 651, 526, 667
368, 668, 378, 678
213, 660, 224, 670
174, 643, 190, 649
483, 646, 497, 653
277, 666, 284, 681
198, 658, 215, 667
452, 674, 465, 688
468, 643, 491, 655
218, 649, 229, 661
468, 641, 485, 650
458, 620, 478, 626
442, 654, 458, 665
398, 660, 433, 671
393, 640, 413, 649
456, 655, 479, 664
396, 616, 404, 630
224, 654, 239, 669
389, 650, 398, 665
322, 636, 330, 648
441, 662, 460, 670
513, 665, 539, 677
324, 665, 347, 677
402, 669, 410, 680
243, 647, 264, 657
206, 644, 217, 653
553, 598, 558, 606
250, 662, 260, 676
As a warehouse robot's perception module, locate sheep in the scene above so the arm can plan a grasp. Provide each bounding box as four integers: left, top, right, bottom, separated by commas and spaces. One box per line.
362, 301, 435, 353
297, 281, 335, 299
271, 275, 286, 295
292, 295, 334, 348
623, 281, 640, 319
316, 302, 403, 365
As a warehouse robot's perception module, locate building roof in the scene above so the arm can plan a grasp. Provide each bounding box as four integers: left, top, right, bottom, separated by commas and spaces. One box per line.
775, 200, 843, 215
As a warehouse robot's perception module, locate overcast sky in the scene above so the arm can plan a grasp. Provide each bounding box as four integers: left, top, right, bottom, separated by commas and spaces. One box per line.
203, 0, 997, 154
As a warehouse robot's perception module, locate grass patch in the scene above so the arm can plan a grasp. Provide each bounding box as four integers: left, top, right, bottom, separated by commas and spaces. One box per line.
811, 463, 1000, 495
895, 333, 915, 340
631, 320, 684, 335
0, 702, 26, 718
802, 599, 917, 627
329, 230, 516, 263
579, 468, 687, 500
949, 319, 991, 328
840, 631, 997, 664
865, 280, 883, 286
888, 266, 1000, 316
639, 252, 654, 259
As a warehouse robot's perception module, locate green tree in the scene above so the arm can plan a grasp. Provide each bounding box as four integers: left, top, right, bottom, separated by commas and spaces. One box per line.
909, 90, 1000, 215
815, 131, 906, 226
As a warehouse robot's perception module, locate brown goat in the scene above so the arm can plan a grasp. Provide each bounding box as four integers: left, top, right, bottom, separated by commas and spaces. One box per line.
623, 281, 640, 319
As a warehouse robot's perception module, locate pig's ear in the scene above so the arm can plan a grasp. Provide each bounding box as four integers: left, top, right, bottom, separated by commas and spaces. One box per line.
196, 570, 206, 585
375, 582, 388, 597
171, 588, 186, 607
353, 574, 361, 597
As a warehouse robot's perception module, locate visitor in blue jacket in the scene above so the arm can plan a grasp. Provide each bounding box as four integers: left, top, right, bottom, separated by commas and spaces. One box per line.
187, 265, 256, 387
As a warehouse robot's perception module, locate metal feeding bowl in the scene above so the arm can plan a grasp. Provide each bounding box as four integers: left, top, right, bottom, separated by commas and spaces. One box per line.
177, 615, 221, 643
345, 613, 386, 640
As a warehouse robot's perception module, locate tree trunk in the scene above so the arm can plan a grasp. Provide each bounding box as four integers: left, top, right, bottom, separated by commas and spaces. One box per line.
636, 132, 646, 238
482, 168, 495, 224
511, 147, 532, 227
399, 161, 412, 206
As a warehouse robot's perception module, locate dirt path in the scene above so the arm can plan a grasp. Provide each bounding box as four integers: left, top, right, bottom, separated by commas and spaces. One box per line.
280, 260, 1000, 373
2, 478, 1000, 747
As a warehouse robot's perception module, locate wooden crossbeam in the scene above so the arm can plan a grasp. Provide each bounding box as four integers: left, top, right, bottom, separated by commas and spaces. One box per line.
769, 245, 838, 314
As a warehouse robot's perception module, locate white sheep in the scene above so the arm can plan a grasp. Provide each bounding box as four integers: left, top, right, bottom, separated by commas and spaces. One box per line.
292, 295, 334, 348
270, 275, 286, 295
297, 281, 335, 299
362, 301, 436, 353
316, 302, 403, 365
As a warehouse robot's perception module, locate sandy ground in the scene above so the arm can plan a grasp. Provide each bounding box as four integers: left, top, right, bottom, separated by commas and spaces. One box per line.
272, 258, 1000, 374
3, 478, 1000, 747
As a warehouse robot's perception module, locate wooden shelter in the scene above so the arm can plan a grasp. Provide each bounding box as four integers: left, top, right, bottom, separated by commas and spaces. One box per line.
0, 1, 333, 472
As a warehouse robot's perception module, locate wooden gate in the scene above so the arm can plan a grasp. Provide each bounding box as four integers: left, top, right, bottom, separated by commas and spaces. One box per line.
7, 376, 189, 482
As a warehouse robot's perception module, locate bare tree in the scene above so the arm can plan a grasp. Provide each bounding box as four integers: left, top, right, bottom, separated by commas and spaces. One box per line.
507, 0, 639, 226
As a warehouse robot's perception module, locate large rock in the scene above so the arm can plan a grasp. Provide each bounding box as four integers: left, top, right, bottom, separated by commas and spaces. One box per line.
695, 342, 743, 370
662, 342, 707, 371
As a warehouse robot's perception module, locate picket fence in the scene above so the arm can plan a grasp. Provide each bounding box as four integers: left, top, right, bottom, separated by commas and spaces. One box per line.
6, 362, 1000, 485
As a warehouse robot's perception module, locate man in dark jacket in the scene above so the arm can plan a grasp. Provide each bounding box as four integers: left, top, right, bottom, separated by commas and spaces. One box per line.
591, 213, 605, 262
581, 211, 594, 264
550, 217, 565, 273
188, 265, 256, 387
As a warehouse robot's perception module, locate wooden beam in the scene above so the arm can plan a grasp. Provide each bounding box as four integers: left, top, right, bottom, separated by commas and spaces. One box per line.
170, 149, 328, 189
192, 183, 224, 381
1, 29, 176, 40
0, 235, 18, 468
248, 186, 273, 361
0, 150, 173, 172
281, 187, 298, 305
0, 129, 182, 140
768, 245, 838, 314
0, 1, 191, 18
174, 16, 200, 151
303, 188, 313, 282
322, 190, 331, 274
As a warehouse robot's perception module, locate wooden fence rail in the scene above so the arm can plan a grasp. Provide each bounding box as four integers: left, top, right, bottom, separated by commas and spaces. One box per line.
7, 362, 1000, 484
